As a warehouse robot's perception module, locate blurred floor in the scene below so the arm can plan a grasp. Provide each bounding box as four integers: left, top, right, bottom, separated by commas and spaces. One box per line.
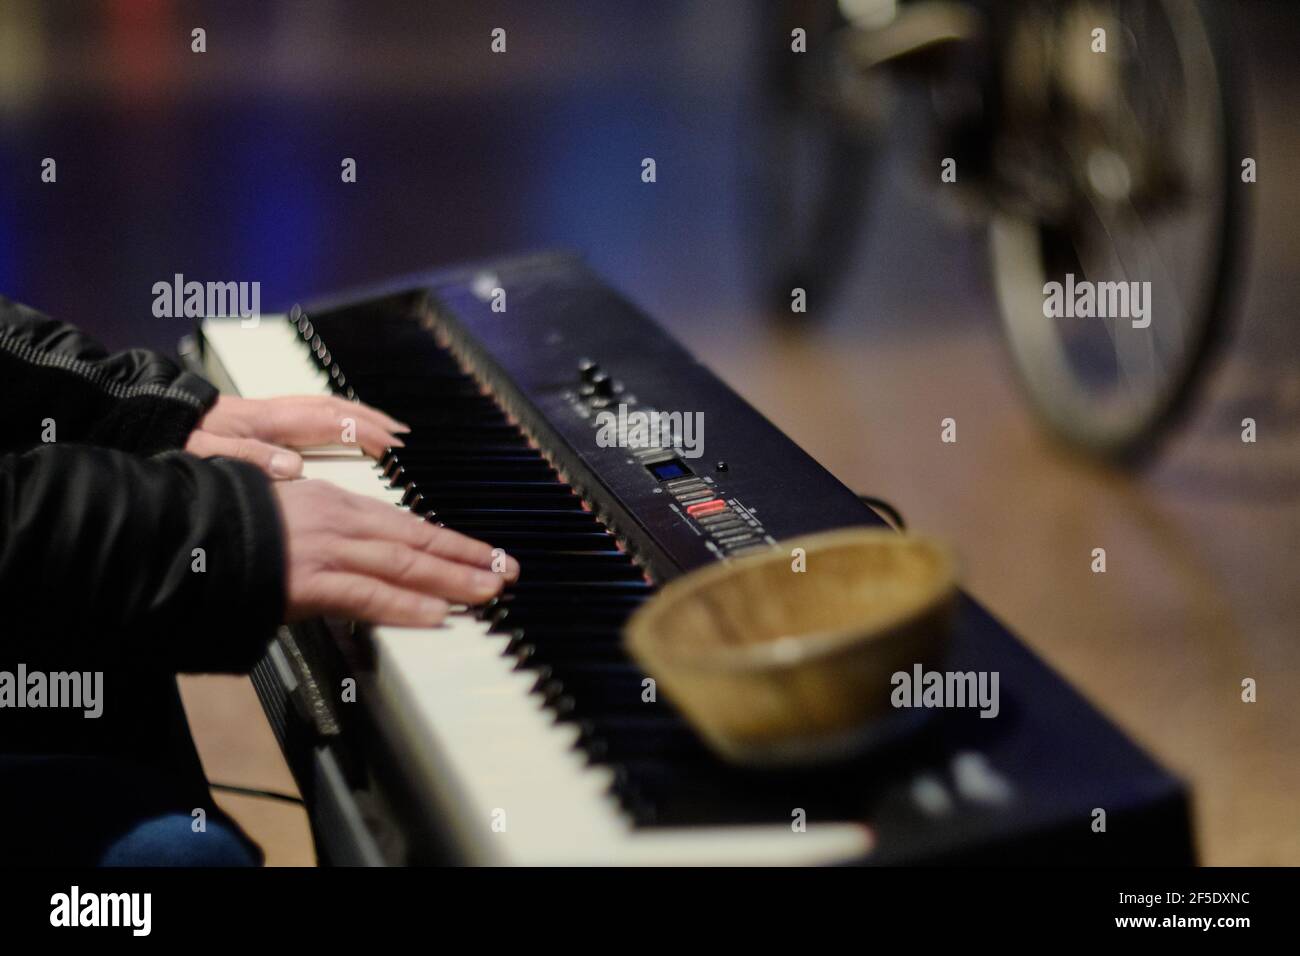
0, 1, 1294, 865
179, 675, 315, 867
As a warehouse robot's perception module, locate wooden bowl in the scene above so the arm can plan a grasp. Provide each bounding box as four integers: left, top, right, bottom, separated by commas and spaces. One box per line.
624, 528, 957, 766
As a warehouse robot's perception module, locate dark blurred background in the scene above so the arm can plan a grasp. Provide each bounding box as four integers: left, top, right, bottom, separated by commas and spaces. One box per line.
0, 0, 1296, 865
0, 0, 776, 348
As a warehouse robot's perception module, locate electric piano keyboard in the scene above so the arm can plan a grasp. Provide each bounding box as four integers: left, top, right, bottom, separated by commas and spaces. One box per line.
196, 253, 1192, 865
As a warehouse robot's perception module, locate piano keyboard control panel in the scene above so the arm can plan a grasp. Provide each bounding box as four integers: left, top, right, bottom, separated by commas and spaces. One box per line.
366, 253, 884, 583
559, 361, 775, 561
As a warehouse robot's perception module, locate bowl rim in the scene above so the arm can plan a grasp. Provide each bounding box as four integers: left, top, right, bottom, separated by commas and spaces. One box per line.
623, 526, 958, 673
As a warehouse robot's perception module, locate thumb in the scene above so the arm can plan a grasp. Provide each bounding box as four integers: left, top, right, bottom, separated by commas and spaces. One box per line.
185, 429, 303, 479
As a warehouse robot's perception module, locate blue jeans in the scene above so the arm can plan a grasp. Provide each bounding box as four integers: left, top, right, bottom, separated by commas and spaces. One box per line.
99, 809, 259, 867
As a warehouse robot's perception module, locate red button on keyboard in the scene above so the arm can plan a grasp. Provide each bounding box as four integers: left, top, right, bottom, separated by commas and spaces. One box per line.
686, 499, 728, 518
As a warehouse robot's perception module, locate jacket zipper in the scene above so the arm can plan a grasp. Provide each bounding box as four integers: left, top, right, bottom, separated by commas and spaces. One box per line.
0, 334, 205, 410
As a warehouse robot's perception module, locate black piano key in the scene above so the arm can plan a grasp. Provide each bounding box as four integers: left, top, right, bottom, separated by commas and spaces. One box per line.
512, 641, 633, 668
391, 461, 560, 481
489, 605, 640, 630
402, 480, 575, 495
502, 580, 654, 597
539, 665, 658, 715
576, 717, 702, 761
501, 627, 626, 655
483, 592, 646, 613
401, 439, 537, 455
422, 496, 586, 514
505, 558, 645, 584
432, 509, 605, 530
469, 531, 619, 552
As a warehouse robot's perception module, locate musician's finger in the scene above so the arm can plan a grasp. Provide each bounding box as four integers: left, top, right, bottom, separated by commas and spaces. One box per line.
418, 524, 522, 581
319, 394, 409, 434
278, 394, 409, 437
260, 401, 400, 457
294, 394, 407, 437
296, 572, 449, 627
184, 430, 303, 479
336, 494, 520, 580
330, 540, 505, 605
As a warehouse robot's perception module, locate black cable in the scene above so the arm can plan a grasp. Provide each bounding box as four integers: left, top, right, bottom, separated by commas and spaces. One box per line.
210, 782, 305, 806
857, 494, 906, 531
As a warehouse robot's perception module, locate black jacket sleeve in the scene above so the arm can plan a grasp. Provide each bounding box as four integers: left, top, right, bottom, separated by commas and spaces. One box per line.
1, 444, 285, 673
0, 295, 285, 673
0, 295, 217, 456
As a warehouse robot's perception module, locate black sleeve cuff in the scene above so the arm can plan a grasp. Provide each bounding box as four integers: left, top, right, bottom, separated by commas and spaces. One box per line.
1, 446, 287, 676
185, 456, 287, 673
128, 370, 221, 456
173, 370, 220, 411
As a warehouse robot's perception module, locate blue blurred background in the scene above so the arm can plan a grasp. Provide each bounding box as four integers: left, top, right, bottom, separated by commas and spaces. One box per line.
0, 0, 776, 351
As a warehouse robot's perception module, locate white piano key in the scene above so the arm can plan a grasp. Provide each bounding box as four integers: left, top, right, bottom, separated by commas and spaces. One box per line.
203, 316, 332, 399
299, 458, 401, 500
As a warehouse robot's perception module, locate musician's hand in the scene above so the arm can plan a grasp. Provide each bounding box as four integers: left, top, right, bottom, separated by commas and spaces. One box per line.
274, 479, 521, 626
186, 395, 409, 479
